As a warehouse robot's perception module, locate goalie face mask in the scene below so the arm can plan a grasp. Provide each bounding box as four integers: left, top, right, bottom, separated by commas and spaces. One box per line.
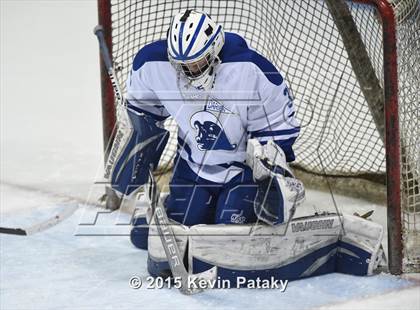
180, 53, 212, 79
167, 9, 225, 90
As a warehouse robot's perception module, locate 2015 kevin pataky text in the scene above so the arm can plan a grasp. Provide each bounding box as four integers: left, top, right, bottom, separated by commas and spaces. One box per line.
145, 276, 289, 290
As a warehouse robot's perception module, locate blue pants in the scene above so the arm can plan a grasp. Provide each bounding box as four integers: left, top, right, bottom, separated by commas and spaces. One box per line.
165, 157, 258, 225
130, 157, 258, 250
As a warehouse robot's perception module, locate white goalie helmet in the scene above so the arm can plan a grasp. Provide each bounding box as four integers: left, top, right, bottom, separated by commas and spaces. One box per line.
167, 10, 225, 90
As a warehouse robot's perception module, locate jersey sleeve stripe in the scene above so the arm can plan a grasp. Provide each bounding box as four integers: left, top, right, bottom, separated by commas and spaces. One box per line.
260, 137, 298, 162
256, 133, 300, 143
220, 33, 284, 86
217, 161, 248, 170
249, 127, 300, 138
132, 40, 169, 71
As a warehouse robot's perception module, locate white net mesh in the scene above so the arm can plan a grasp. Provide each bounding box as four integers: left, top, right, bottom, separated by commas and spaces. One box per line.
104, 0, 419, 271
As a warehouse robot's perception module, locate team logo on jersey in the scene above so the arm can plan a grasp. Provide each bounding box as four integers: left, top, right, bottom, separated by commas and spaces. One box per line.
190, 110, 237, 151
206, 98, 233, 114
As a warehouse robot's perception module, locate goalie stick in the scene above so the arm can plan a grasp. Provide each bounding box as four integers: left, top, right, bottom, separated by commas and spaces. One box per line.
94, 25, 131, 211
0, 204, 79, 236
146, 169, 216, 295
0, 182, 85, 236
93, 25, 125, 109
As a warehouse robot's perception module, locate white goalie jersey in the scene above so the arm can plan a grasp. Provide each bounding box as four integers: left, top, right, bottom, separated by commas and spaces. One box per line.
126, 32, 300, 183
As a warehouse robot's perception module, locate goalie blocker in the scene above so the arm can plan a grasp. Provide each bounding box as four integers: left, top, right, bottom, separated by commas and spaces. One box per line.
107, 106, 169, 197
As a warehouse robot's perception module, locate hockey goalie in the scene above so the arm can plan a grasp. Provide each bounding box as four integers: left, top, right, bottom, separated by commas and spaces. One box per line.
107, 10, 385, 286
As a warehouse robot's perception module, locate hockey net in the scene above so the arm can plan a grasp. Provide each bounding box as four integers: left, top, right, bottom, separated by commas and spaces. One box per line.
97, 0, 419, 273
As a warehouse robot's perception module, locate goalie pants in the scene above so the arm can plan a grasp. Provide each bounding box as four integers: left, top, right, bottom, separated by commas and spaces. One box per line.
165, 157, 258, 225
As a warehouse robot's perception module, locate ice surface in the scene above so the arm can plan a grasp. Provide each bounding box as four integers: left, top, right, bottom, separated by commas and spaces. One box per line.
0, 186, 417, 310
1, 183, 418, 310
1, 1, 419, 309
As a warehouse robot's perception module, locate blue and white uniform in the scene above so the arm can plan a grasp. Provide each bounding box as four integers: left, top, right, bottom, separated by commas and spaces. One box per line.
126, 32, 300, 227
126, 32, 300, 185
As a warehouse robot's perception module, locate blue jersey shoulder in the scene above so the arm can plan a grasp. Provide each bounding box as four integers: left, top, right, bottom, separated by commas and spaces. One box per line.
220, 32, 283, 86
132, 40, 169, 71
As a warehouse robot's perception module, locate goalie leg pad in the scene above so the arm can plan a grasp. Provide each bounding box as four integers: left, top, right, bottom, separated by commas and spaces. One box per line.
130, 208, 149, 250
337, 214, 385, 275
130, 194, 154, 250
111, 109, 169, 196
145, 213, 383, 282
130, 217, 148, 250
189, 214, 340, 285
147, 216, 190, 277
187, 214, 383, 285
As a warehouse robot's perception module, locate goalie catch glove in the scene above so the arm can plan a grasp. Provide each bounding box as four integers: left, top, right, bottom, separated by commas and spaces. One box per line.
246, 139, 305, 225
